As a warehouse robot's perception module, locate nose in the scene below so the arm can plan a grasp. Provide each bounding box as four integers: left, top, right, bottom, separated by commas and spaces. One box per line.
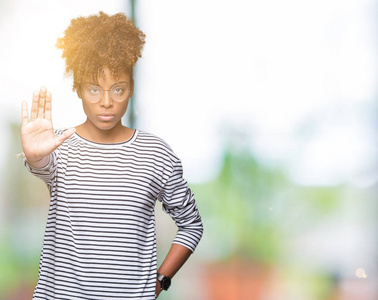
100, 90, 113, 108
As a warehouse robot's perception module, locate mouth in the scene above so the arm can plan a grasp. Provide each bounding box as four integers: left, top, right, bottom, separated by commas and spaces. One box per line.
97, 114, 115, 121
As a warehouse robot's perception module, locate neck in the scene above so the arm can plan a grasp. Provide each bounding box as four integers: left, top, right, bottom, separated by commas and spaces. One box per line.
76, 121, 134, 144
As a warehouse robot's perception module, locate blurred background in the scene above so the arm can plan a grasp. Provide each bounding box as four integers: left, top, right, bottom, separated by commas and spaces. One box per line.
0, 0, 377, 299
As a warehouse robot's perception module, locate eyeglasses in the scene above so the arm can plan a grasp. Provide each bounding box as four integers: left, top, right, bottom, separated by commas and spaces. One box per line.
82, 83, 130, 103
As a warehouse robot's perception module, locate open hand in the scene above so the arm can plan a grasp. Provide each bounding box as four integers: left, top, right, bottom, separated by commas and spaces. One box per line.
21, 87, 75, 163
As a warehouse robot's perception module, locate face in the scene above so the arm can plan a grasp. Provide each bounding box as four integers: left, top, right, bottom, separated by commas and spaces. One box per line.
78, 67, 133, 132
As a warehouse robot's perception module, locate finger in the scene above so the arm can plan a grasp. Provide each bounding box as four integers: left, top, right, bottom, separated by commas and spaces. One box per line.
21, 101, 29, 126
45, 91, 52, 120
54, 128, 76, 148
30, 90, 39, 120
38, 86, 47, 119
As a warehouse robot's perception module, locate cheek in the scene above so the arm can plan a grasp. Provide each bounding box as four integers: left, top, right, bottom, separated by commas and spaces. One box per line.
81, 102, 93, 117
118, 101, 129, 116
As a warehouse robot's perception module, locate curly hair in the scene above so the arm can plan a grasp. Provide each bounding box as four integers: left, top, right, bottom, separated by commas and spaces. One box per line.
56, 11, 145, 91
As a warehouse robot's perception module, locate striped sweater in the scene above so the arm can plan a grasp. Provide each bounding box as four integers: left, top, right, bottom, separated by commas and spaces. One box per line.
25, 129, 203, 300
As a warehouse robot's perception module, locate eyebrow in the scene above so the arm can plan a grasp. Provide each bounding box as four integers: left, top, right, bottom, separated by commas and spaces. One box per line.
84, 81, 129, 87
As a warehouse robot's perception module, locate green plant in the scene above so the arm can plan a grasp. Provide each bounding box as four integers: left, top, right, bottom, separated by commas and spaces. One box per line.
193, 148, 342, 266
193, 149, 286, 264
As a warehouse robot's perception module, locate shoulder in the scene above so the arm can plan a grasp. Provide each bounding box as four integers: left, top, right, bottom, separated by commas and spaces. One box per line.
135, 130, 179, 162
136, 130, 172, 148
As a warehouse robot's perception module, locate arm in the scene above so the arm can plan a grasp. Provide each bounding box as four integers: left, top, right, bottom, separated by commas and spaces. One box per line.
155, 244, 192, 298
21, 87, 75, 168
156, 158, 204, 298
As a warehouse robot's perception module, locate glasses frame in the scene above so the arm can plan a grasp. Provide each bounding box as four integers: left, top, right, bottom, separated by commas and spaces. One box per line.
81, 82, 131, 104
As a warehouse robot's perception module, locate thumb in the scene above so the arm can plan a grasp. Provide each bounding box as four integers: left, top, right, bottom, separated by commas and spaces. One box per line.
54, 128, 76, 148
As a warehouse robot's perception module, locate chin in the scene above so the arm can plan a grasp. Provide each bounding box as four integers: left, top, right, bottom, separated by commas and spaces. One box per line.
98, 124, 117, 131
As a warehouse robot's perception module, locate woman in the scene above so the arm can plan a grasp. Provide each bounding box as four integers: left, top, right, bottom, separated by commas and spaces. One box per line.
21, 11, 203, 300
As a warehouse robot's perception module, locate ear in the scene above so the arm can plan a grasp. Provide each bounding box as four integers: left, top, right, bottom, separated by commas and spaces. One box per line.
76, 88, 82, 99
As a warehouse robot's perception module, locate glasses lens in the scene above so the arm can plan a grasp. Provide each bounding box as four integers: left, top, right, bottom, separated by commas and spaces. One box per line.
111, 84, 129, 102
83, 85, 103, 103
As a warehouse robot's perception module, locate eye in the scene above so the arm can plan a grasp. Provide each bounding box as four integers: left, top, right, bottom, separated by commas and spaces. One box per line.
112, 86, 126, 94
112, 84, 129, 95
87, 86, 101, 94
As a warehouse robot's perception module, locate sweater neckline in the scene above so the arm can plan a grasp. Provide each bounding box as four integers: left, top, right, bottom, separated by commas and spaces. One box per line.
72, 129, 138, 148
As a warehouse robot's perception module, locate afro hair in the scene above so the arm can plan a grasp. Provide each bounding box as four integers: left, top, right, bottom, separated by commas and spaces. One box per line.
56, 11, 145, 91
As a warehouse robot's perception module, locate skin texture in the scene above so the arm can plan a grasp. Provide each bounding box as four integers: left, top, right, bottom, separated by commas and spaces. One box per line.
21, 87, 76, 168
21, 68, 194, 298
75, 67, 134, 143
156, 244, 192, 297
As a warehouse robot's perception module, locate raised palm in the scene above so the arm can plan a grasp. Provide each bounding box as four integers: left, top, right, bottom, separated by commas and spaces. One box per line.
21, 87, 75, 162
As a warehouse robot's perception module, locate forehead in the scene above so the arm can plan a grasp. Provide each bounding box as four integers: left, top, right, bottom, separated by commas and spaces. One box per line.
101, 68, 131, 82
83, 68, 132, 86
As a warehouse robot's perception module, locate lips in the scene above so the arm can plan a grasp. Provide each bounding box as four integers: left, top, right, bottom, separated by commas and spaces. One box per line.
97, 114, 115, 121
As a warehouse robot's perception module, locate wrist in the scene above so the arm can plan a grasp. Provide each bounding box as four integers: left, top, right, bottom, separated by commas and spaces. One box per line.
25, 155, 49, 168
26, 156, 44, 163
157, 272, 171, 291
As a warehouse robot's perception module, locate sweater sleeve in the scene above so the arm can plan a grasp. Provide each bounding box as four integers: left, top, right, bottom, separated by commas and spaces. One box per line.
24, 151, 57, 191
158, 158, 203, 252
